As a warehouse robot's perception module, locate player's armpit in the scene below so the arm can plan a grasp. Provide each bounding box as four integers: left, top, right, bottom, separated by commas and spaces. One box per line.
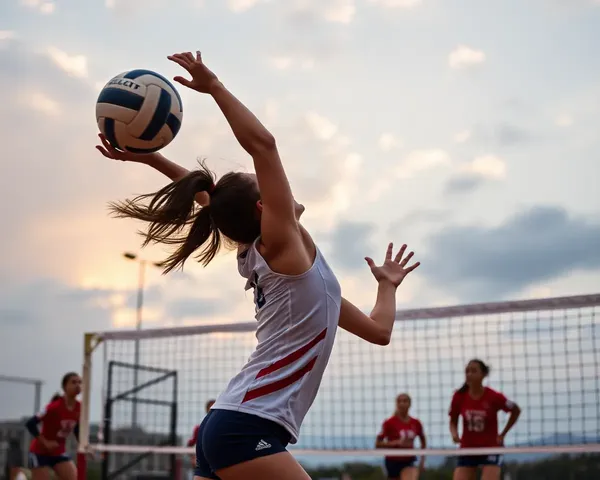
338, 297, 390, 346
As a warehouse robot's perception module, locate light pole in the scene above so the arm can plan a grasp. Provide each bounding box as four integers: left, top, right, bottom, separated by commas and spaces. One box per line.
123, 252, 160, 428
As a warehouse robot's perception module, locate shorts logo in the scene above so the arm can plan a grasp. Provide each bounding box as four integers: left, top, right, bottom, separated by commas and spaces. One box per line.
255, 439, 272, 451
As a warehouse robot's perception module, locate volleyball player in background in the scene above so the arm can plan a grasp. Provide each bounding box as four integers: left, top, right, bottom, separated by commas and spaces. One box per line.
25, 372, 82, 480
96, 49, 420, 480
449, 359, 521, 480
188, 400, 216, 466
376, 393, 426, 480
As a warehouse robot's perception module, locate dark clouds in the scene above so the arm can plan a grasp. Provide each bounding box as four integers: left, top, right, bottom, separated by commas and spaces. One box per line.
420, 205, 600, 301
0, 279, 115, 419
328, 220, 376, 272
444, 175, 485, 195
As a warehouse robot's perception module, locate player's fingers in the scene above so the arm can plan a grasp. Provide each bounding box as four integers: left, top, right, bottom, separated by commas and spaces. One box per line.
400, 251, 414, 267
385, 242, 393, 262
364, 257, 376, 269
173, 76, 194, 88
183, 51, 195, 64
393, 244, 407, 263
95, 146, 112, 158
167, 55, 192, 70
404, 261, 421, 273
99, 134, 115, 151
196, 50, 202, 62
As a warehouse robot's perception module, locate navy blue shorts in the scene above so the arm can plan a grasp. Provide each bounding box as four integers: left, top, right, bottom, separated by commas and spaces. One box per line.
384, 458, 416, 478
194, 409, 292, 479
457, 454, 503, 468
28, 453, 71, 469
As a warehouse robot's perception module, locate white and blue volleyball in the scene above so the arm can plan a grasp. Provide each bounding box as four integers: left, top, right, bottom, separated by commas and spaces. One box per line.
96, 69, 183, 153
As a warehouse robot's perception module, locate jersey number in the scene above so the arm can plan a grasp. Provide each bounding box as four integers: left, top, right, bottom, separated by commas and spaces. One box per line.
57, 420, 76, 439
250, 272, 266, 310
465, 412, 485, 432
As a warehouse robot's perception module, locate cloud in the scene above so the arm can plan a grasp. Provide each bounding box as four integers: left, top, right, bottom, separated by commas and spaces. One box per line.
328, 221, 376, 272
19, 0, 55, 14
0, 31, 16, 41
18, 91, 61, 116
368, 0, 422, 8
45, 46, 88, 79
555, 114, 574, 127
421, 206, 600, 300
0, 279, 114, 418
378, 133, 402, 152
287, 0, 356, 25
453, 129, 471, 144
495, 123, 531, 146
448, 45, 486, 69
395, 149, 451, 179
267, 55, 315, 71
227, 0, 264, 13
444, 154, 506, 195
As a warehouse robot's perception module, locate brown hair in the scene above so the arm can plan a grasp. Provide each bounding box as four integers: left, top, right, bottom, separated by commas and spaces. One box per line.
458, 358, 490, 393
109, 161, 261, 273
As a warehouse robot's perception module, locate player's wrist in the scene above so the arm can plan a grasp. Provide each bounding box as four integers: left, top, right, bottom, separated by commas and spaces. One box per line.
207, 79, 224, 96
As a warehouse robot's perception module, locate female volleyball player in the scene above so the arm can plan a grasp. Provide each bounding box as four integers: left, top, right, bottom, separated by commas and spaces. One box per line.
448, 359, 521, 480
376, 393, 426, 480
188, 399, 216, 466
97, 50, 420, 480
25, 372, 82, 480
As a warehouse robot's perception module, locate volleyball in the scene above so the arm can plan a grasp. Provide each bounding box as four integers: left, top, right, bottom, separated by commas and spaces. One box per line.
96, 69, 183, 154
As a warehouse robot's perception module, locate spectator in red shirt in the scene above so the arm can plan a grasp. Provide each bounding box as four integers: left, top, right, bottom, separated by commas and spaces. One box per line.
25, 372, 82, 480
188, 399, 216, 466
448, 359, 521, 480
376, 393, 427, 480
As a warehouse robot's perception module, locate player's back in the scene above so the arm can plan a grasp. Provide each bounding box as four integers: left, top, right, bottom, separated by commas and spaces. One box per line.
212, 238, 341, 442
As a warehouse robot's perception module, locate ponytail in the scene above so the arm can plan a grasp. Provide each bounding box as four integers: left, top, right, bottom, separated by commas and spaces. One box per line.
109, 162, 221, 272
50, 393, 62, 403
457, 383, 468, 394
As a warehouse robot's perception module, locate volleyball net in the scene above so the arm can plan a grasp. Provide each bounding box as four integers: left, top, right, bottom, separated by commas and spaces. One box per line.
78, 293, 600, 479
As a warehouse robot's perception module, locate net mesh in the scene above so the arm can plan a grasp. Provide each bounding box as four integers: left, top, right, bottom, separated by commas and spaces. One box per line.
83, 294, 600, 477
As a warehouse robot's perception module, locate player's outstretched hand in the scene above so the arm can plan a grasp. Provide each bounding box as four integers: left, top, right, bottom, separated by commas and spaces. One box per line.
167, 51, 219, 93
365, 243, 420, 288
95, 133, 153, 163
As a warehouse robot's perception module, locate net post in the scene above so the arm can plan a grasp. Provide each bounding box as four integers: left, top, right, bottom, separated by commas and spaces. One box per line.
78, 332, 100, 480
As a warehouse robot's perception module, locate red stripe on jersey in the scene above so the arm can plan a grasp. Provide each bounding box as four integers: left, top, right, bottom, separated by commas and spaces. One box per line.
242, 356, 318, 403
255, 328, 327, 379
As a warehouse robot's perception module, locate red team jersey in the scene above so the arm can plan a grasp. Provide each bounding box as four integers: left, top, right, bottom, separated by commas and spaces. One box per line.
377, 415, 423, 460
29, 398, 80, 456
187, 424, 200, 447
449, 386, 514, 448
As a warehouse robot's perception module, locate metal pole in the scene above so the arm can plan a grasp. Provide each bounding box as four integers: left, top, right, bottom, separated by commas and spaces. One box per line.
34, 380, 41, 413
132, 260, 146, 428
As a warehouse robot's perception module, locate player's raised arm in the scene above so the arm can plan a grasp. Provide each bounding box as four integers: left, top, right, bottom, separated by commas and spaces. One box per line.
95, 134, 210, 206
338, 243, 420, 345
167, 51, 297, 250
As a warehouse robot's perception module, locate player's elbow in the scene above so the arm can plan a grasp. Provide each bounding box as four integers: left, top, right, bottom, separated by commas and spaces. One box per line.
248, 132, 277, 154
373, 328, 391, 346
512, 404, 522, 416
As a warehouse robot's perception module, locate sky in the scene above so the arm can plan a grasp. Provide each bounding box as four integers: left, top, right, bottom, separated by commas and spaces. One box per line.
0, 0, 600, 446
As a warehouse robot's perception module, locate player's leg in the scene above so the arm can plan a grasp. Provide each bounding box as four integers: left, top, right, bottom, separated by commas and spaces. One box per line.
480, 466, 501, 480
384, 458, 401, 480
452, 467, 477, 480
29, 467, 51, 480
216, 451, 311, 480
51, 458, 77, 480
28, 454, 51, 480
203, 410, 309, 480
400, 465, 419, 480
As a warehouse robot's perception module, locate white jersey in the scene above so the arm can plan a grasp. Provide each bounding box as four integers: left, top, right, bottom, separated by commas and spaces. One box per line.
212, 239, 341, 443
